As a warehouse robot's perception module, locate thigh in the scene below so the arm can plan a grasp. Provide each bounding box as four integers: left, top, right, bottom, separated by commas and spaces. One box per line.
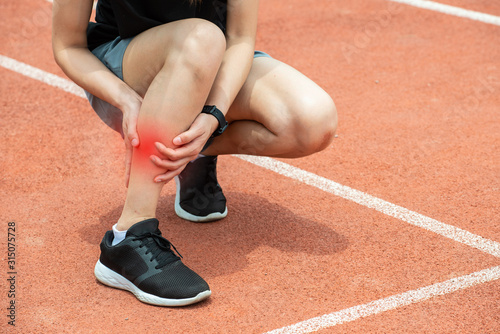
122, 18, 225, 97
227, 56, 333, 134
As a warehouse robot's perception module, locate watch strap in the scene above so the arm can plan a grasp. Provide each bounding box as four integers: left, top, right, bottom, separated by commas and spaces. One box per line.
201, 105, 228, 137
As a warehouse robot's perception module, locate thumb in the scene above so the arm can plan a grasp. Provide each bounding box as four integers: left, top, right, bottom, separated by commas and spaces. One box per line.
131, 137, 139, 147
127, 121, 140, 147
173, 130, 197, 146
173, 135, 183, 146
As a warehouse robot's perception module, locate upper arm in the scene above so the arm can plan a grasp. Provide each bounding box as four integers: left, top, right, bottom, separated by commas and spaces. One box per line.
225, 0, 259, 44
52, 0, 94, 53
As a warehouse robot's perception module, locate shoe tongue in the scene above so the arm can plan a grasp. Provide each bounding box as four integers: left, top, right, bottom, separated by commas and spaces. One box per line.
126, 218, 160, 237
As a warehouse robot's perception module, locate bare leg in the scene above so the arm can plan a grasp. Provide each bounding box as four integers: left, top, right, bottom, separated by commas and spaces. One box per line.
115, 19, 226, 230
202, 57, 337, 158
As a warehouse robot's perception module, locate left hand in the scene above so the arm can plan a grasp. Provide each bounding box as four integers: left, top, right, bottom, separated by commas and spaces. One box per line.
149, 113, 219, 183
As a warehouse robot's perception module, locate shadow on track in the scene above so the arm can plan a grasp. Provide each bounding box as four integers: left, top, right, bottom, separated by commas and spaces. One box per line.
79, 191, 349, 279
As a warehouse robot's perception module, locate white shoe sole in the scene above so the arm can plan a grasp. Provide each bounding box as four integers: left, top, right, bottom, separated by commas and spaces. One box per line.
174, 176, 228, 222
94, 260, 211, 306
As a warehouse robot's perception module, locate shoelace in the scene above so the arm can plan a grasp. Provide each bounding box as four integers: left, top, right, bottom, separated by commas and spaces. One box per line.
133, 232, 183, 269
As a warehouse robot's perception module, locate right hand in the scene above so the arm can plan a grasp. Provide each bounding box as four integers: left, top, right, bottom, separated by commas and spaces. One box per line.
148, 113, 219, 183
121, 95, 143, 187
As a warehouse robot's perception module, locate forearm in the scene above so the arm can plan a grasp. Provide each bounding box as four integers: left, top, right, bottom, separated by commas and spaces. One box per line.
205, 38, 255, 115
52, 0, 139, 110
53, 46, 141, 110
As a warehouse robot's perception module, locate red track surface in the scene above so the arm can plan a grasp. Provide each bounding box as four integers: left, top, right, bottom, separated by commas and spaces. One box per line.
1, 0, 499, 333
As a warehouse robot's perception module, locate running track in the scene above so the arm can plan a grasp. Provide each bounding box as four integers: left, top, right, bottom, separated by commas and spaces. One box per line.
1, 0, 499, 333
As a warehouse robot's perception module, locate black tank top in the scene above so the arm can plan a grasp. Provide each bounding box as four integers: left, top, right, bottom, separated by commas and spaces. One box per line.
87, 0, 227, 50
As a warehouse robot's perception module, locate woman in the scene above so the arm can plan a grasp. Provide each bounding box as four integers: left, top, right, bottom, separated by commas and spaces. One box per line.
52, 0, 337, 306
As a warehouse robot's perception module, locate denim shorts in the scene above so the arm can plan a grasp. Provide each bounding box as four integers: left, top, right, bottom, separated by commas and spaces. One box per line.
85, 36, 271, 137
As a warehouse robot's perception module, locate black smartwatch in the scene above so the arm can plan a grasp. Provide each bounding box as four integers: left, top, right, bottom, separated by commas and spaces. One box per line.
201, 105, 228, 138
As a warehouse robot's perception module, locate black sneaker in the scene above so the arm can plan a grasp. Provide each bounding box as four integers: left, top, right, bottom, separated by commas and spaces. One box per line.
94, 218, 211, 306
174, 155, 227, 222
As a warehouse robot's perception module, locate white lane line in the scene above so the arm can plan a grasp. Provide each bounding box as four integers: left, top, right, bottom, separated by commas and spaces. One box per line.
264, 265, 500, 334
2, 54, 499, 333
1, 54, 499, 258
48, 0, 500, 27
0, 55, 86, 98
388, 0, 500, 26
236, 156, 500, 258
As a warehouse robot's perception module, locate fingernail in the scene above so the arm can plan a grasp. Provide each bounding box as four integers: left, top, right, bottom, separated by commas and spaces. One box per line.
131, 139, 139, 146
154, 178, 162, 183
173, 137, 181, 145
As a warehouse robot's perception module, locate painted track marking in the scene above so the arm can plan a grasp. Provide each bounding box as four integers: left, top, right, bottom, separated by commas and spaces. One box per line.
264, 265, 500, 334
45, 0, 500, 27
2, 34, 498, 330
1, 55, 499, 329
236, 156, 500, 258
2, 54, 498, 259
388, 0, 500, 26
6, 1, 498, 333
0, 55, 86, 98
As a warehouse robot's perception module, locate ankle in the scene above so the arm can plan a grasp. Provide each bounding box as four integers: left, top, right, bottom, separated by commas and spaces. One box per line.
116, 215, 155, 231
111, 223, 127, 246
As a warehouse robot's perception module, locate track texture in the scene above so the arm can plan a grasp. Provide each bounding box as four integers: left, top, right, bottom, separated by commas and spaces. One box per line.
1, 0, 499, 333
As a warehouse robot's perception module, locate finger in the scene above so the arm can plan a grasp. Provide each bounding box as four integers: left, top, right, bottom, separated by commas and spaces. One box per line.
165, 144, 198, 161
173, 139, 203, 158
127, 118, 140, 147
154, 141, 198, 161
154, 142, 175, 159
173, 126, 203, 146
150, 154, 196, 170
154, 165, 188, 183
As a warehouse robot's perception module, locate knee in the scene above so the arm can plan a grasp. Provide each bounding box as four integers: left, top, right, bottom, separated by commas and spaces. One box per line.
287, 93, 338, 156
169, 19, 226, 74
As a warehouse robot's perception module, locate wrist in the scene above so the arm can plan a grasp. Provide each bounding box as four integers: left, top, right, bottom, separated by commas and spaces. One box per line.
116, 84, 142, 112
199, 113, 219, 134
201, 105, 228, 137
